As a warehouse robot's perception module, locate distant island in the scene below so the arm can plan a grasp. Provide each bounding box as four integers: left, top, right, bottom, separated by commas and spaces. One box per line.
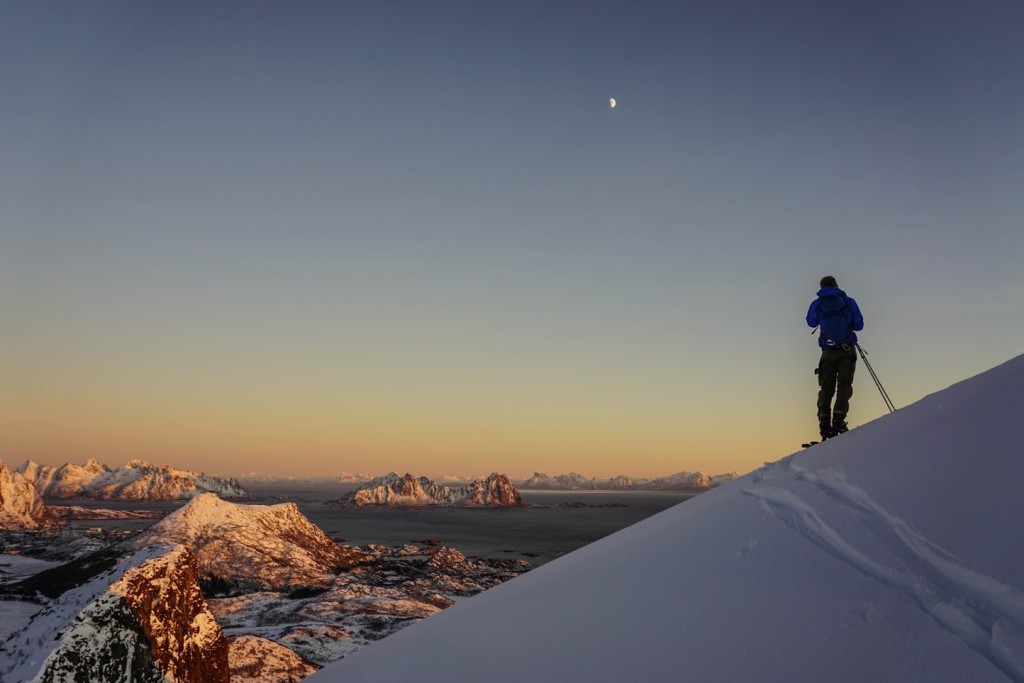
237, 470, 742, 492
334, 472, 525, 507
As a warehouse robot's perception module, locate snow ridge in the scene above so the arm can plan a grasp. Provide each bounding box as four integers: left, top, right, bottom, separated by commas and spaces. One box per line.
743, 459, 1024, 681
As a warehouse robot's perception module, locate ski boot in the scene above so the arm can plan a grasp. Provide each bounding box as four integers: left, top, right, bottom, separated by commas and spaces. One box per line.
832, 412, 848, 435
818, 414, 835, 440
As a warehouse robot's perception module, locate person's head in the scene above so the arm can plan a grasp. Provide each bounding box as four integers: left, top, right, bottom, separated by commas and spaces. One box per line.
820, 275, 838, 288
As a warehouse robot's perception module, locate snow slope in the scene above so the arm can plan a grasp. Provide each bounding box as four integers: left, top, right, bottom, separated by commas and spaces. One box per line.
310, 355, 1024, 683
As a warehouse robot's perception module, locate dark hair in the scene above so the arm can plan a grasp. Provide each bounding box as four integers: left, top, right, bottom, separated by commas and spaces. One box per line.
820, 275, 838, 288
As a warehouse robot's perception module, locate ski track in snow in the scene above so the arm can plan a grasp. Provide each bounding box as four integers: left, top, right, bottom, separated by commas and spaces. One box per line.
744, 457, 1024, 683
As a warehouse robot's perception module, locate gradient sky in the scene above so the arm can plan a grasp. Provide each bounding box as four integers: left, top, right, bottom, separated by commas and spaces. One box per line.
3, 1, 1023, 479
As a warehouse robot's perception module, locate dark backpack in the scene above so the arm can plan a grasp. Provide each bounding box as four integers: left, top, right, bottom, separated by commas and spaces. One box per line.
818, 294, 852, 347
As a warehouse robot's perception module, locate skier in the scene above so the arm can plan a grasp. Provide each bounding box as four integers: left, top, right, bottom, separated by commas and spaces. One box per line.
806, 275, 864, 439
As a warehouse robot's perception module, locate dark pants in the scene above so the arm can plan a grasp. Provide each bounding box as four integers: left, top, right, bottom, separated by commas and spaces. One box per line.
817, 346, 857, 419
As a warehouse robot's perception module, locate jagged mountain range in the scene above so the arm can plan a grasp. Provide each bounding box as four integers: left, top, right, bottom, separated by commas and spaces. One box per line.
16, 459, 247, 501
338, 472, 525, 507
518, 470, 739, 491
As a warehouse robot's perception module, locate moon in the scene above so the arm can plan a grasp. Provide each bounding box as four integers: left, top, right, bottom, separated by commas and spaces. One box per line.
610, 98, 617, 109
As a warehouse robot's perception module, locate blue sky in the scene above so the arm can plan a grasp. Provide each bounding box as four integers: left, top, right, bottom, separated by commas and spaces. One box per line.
3, 1, 1022, 477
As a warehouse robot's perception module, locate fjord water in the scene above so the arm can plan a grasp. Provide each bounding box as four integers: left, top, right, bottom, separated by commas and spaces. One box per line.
56, 485, 697, 565
243, 485, 697, 565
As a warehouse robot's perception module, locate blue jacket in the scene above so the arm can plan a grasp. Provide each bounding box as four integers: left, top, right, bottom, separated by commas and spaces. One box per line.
806, 286, 864, 349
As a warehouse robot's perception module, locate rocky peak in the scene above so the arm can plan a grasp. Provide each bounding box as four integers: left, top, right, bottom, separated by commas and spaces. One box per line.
606, 475, 634, 489
458, 473, 525, 507
227, 635, 319, 683
16, 459, 40, 479
83, 458, 110, 473
424, 546, 475, 575
110, 546, 230, 683
345, 473, 434, 506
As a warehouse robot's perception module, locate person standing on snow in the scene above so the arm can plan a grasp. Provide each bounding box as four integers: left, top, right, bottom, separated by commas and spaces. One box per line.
806, 275, 864, 439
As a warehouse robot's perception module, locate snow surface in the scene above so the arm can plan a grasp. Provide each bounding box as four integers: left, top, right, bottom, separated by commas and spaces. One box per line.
310, 354, 1024, 683
0, 555, 62, 584
0, 554, 56, 640
0, 602, 41, 641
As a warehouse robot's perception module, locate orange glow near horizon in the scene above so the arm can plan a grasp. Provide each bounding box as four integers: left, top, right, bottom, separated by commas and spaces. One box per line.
3, 372, 801, 480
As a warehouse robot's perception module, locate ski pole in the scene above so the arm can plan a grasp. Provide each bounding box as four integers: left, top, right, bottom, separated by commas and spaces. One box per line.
855, 343, 896, 413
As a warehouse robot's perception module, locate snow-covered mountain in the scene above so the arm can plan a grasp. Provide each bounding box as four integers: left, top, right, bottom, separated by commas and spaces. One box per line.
0, 545, 229, 683
645, 469, 739, 490
455, 473, 526, 506
336, 472, 371, 484
309, 355, 1024, 683
519, 470, 738, 490
130, 493, 368, 589
17, 459, 247, 500
0, 460, 55, 529
339, 472, 525, 507
603, 474, 636, 489
520, 472, 599, 490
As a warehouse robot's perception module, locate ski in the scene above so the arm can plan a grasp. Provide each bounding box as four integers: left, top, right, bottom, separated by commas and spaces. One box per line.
802, 431, 848, 448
